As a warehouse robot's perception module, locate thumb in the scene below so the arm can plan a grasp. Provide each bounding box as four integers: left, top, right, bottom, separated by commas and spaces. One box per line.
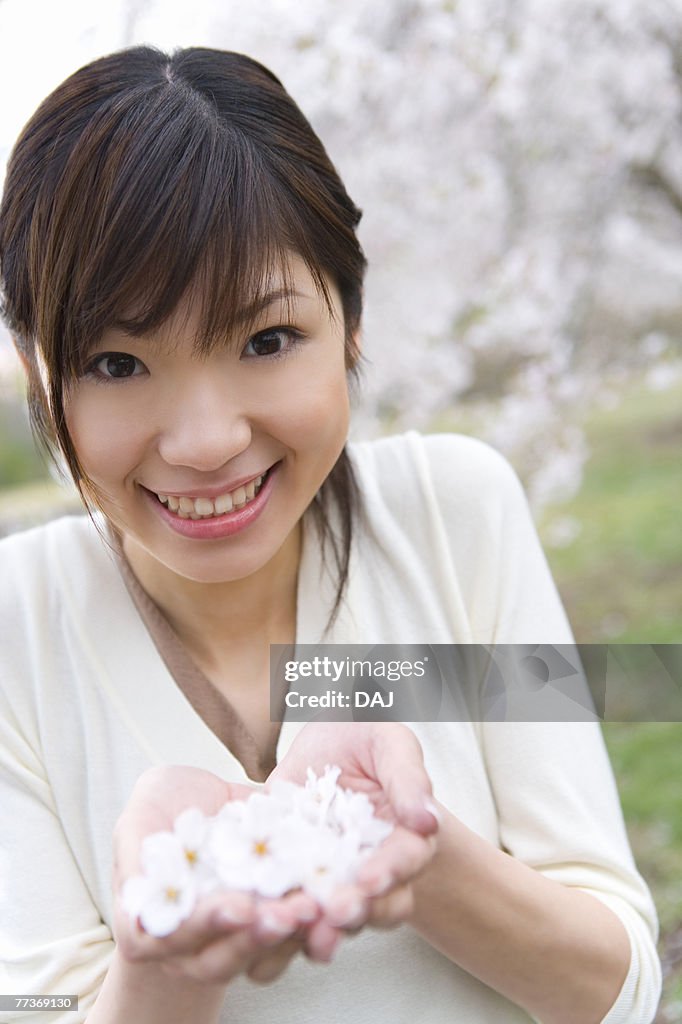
371, 725, 439, 835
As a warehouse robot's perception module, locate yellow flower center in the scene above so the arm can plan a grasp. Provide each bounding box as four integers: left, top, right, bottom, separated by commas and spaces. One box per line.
253, 840, 269, 857
185, 849, 198, 865
165, 887, 180, 903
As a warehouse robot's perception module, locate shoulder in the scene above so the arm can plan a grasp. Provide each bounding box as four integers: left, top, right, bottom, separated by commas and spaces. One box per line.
0, 514, 124, 714
349, 429, 521, 485
0, 513, 111, 609
0, 512, 95, 566
346, 431, 572, 644
348, 430, 526, 524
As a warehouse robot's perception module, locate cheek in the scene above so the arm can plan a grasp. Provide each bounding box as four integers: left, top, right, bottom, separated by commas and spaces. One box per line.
64, 393, 149, 486
275, 365, 350, 453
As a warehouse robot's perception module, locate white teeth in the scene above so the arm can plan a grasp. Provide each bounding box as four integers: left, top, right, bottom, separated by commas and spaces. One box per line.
155, 470, 268, 520
214, 492, 233, 514
194, 498, 214, 516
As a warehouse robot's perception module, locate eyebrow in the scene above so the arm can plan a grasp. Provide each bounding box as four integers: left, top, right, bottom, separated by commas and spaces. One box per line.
100, 288, 319, 354
236, 288, 314, 323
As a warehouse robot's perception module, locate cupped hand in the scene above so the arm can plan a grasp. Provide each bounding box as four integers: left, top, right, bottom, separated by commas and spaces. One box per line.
267, 723, 440, 960
112, 764, 318, 985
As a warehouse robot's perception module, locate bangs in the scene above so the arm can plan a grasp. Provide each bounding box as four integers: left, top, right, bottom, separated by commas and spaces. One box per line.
41, 81, 334, 376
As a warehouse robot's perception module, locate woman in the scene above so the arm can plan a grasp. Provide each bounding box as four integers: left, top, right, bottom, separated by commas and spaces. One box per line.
0, 46, 661, 1023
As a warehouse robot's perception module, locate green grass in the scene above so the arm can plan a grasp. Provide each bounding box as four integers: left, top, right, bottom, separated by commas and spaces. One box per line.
602, 724, 682, 925
539, 379, 682, 644
536, 377, 682, 1020
0, 401, 48, 488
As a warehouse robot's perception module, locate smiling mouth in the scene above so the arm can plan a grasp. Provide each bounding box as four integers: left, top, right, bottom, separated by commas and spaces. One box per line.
150, 466, 275, 520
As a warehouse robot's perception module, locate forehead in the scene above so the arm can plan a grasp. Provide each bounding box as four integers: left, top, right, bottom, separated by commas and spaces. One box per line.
99, 254, 342, 352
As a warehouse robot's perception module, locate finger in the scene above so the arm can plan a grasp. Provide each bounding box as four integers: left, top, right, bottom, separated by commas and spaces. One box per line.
366, 883, 414, 929
304, 918, 343, 962
164, 927, 259, 984
356, 826, 436, 897
247, 937, 305, 984
257, 890, 320, 929
371, 725, 439, 834
115, 889, 256, 963
167, 911, 306, 984
322, 885, 368, 929
252, 912, 303, 947
315, 830, 435, 934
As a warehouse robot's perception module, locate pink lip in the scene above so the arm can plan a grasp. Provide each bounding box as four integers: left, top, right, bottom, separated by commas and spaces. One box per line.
148, 466, 276, 500
143, 463, 279, 540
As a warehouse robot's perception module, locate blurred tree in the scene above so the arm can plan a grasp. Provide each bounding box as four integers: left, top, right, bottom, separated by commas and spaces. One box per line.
2, 0, 681, 507
117, 0, 682, 506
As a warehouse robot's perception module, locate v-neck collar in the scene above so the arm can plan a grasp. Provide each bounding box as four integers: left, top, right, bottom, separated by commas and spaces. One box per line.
51, 513, 339, 784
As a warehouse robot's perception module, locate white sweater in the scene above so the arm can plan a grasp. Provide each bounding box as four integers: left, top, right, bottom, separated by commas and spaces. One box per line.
0, 432, 661, 1023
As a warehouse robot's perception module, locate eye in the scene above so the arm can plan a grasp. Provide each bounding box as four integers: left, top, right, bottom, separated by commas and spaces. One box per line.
242, 328, 302, 359
88, 352, 147, 379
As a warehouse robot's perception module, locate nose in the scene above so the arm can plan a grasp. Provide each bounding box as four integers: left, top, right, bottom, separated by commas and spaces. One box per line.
157, 369, 253, 472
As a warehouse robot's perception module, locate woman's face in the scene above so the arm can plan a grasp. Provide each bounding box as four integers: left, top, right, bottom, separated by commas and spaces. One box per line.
64, 256, 351, 585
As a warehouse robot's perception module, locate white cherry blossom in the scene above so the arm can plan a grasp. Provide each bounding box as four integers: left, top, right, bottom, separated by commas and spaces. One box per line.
122, 831, 197, 937
294, 825, 360, 902
207, 793, 300, 898
329, 787, 394, 848
172, 805, 219, 894
122, 766, 394, 935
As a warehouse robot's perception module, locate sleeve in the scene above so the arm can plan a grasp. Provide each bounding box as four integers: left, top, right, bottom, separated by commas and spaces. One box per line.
420, 433, 663, 1023
420, 431, 576, 644
480, 721, 662, 1024
0, 552, 114, 1023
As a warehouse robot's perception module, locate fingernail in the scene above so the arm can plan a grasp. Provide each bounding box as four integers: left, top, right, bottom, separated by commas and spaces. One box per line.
216, 906, 253, 927
366, 872, 391, 896
424, 798, 442, 824
260, 913, 295, 936
315, 939, 339, 964
298, 906, 319, 923
330, 898, 364, 927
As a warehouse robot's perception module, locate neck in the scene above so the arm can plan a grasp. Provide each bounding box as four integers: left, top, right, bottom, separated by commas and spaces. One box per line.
118, 523, 301, 672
